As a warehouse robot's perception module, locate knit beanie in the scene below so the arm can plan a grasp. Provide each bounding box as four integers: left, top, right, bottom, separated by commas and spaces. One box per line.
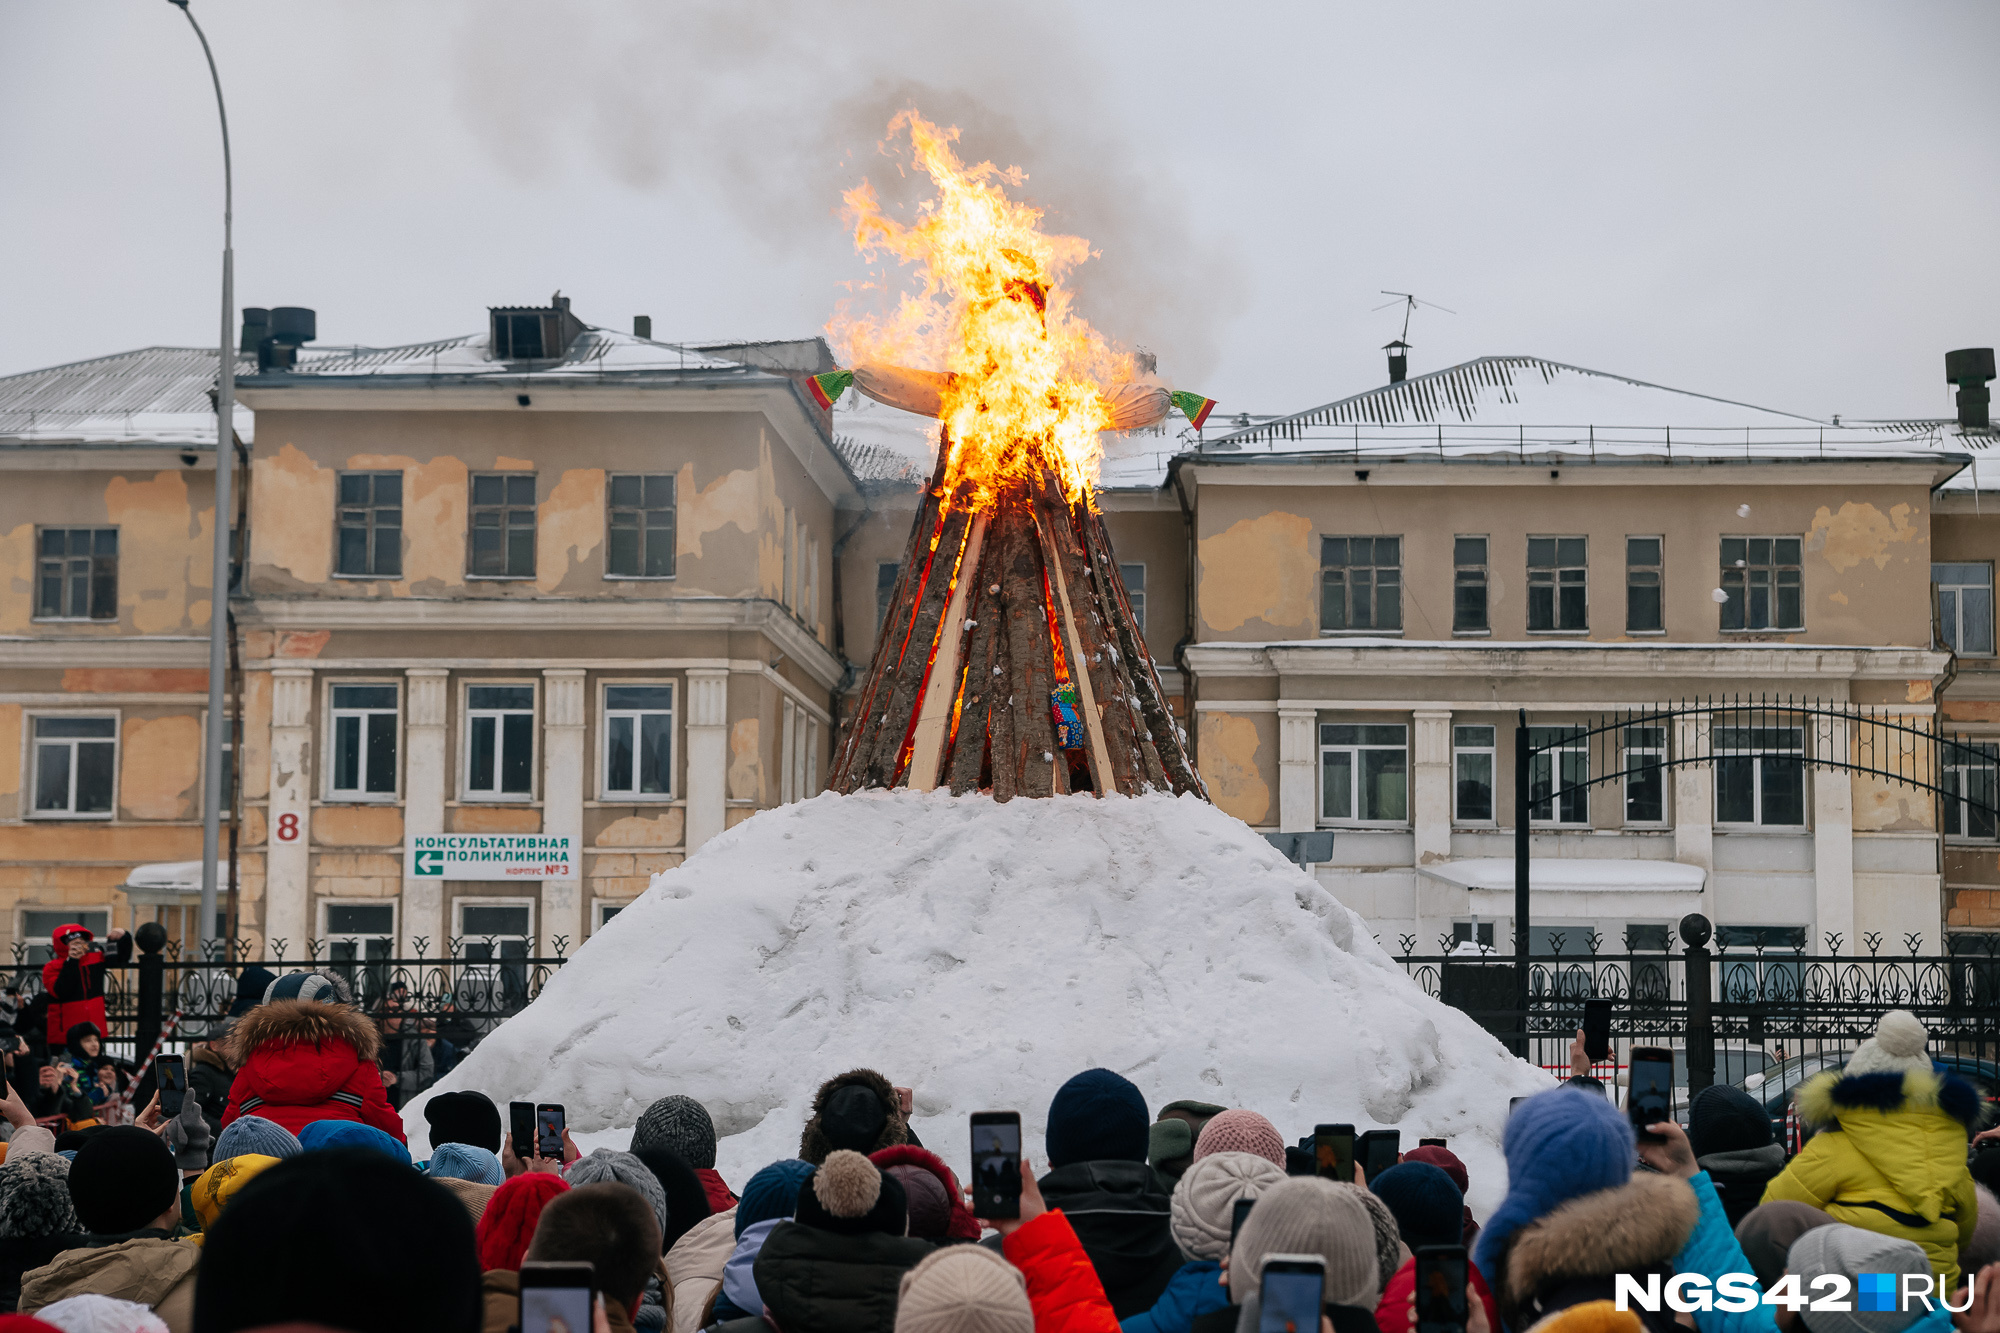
260, 969, 352, 1007
1170, 1150, 1286, 1261
213, 1115, 301, 1164
736, 1159, 816, 1239
1045, 1068, 1149, 1168
894, 1244, 1033, 1333
1687, 1084, 1775, 1158
886, 1164, 952, 1240
631, 1095, 719, 1170
227, 965, 276, 1018
296, 1119, 410, 1166
872, 1146, 981, 1243
188, 1154, 282, 1241
1149, 1100, 1227, 1179
1843, 1010, 1933, 1080
1472, 1087, 1633, 1282
1193, 1110, 1286, 1169
1735, 1201, 1836, 1290
0, 1153, 78, 1239
565, 1149, 669, 1242
1397, 1146, 1468, 1197
424, 1092, 504, 1155
794, 1150, 908, 1237
1369, 1163, 1462, 1250
68, 1127, 177, 1236
820, 1084, 892, 1156
1787, 1224, 1933, 1333
476, 1172, 570, 1272
1342, 1183, 1409, 1295
32, 1294, 166, 1333
1229, 1176, 1384, 1309
427, 1143, 505, 1187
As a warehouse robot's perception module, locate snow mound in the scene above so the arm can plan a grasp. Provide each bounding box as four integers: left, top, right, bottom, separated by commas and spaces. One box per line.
406, 791, 1549, 1214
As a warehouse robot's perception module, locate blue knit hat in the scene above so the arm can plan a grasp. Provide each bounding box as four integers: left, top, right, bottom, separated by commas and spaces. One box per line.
215, 1115, 303, 1164
1369, 1162, 1463, 1250
736, 1159, 816, 1239
1472, 1087, 1633, 1280
1046, 1068, 1150, 1168
262, 969, 352, 1006
297, 1118, 411, 1166
427, 1142, 505, 1186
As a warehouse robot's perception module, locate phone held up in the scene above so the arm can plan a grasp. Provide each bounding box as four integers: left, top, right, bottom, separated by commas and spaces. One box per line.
154, 1053, 186, 1118
1582, 998, 1613, 1064
510, 1101, 537, 1161
1259, 1254, 1325, 1333
1312, 1123, 1355, 1183
519, 1260, 595, 1333
1358, 1129, 1401, 1184
1230, 1198, 1256, 1248
536, 1103, 567, 1161
1627, 1045, 1676, 1143
969, 1111, 1022, 1220
1415, 1245, 1469, 1333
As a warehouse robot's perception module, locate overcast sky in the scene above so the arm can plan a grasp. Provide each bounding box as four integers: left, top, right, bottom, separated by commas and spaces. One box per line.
3, 1, 1995, 422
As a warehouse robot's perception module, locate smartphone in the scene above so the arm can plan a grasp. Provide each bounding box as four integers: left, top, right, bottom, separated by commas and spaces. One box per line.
969, 1111, 1022, 1220
1628, 1045, 1675, 1142
154, 1054, 186, 1118
510, 1101, 536, 1160
1230, 1197, 1256, 1248
1419, 1137, 1448, 1149
1359, 1129, 1401, 1183
1259, 1254, 1326, 1333
1312, 1123, 1355, 1183
1583, 998, 1613, 1064
519, 1260, 595, 1333
536, 1103, 566, 1160
1415, 1245, 1470, 1333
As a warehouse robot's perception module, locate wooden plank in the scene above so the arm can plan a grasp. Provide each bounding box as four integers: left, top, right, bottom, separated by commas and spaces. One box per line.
1039, 489, 1148, 795
987, 516, 1019, 803
947, 565, 1004, 794
1034, 505, 1116, 797
998, 501, 1058, 798
906, 513, 988, 790
1085, 509, 1200, 797
865, 498, 974, 788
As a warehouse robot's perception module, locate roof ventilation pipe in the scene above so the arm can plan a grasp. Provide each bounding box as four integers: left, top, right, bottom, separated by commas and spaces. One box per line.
1384, 339, 1410, 384
1947, 348, 1995, 430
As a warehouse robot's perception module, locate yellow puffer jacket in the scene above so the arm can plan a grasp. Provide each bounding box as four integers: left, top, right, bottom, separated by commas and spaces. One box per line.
1761, 1067, 1980, 1288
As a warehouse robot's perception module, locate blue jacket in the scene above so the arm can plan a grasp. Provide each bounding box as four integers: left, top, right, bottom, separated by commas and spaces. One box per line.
1120, 1260, 1226, 1333
1675, 1171, 1778, 1333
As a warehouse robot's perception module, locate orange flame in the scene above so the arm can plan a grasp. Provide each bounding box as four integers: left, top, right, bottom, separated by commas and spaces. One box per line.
831, 111, 1131, 511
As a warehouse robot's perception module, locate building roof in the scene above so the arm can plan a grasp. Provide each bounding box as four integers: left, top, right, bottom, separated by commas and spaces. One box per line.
259, 327, 749, 380
0, 346, 253, 447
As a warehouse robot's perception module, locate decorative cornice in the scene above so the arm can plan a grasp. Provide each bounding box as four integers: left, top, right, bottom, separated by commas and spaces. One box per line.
1185, 639, 1951, 683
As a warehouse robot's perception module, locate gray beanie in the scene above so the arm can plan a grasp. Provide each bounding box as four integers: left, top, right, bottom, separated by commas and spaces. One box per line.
1171, 1151, 1286, 1261
0, 1152, 79, 1239
1339, 1182, 1411, 1296
1787, 1224, 1932, 1333
1229, 1176, 1383, 1314
631, 1095, 718, 1170
213, 1115, 303, 1164
566, 1148, 669, 1240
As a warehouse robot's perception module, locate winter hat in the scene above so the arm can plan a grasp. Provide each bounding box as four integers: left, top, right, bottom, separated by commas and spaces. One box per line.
424, 1092, 503, 1155
67, 1127, 178, 1236
1397, 1145, 1468, 1197
631, 1095, 718, 1170
1045, 1068, 1149, 1168
213, 1115, 302, 1164
227, 966, 276, 1018
260, 969, 353, 1007
1342, 1183, 1410, 1294
475, 1172, 570, 1272
296, 1119, 410, 1166
885, 1164, 952, 1239
1149, 1100, 1227, 1179
1369, 1163, 1462, 1250
1687, 1084, 1775, 1158
564, 1149, 669, 1242
1735, 1201, 1836, 1290
735, 1158, 816, 1238
1786, 1224, 1933, 1333
1965, 1184, 2000, 1274
63, 1025, 103, 1060
1472, 1087, 1633, 1283
872, 1145, 982, 1242
894, 1244, 1033, 1333
794, 1149, 908, 1237
427, 1143, 505, 1187
188, 1154, 281, 1243
0, 1317, 62, 1333
626, 1140, 712, 1251
1844, 1010, 1933, 1080
1170, 1150, 1286, 1261
1229, 1176, 1384, 1309
1192, 1110, 1286, 1169
0, 1152, 78, 1239
32, 1294, 166, 1333
433, 1176, 500, 1226
821, 1085, 891, 1155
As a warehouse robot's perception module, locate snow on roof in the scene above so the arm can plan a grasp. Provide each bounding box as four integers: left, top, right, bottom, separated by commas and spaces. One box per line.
121, 860, 204, 892
0, 346, 254, 447
259, 327, 749, 380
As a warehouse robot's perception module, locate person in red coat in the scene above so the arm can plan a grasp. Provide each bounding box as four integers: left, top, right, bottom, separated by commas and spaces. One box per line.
38, 924, 130, 1048
220, 968, 404, 1142
973, 1156, 1124, 1333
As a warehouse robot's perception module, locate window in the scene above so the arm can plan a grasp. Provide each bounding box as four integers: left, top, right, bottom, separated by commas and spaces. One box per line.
1623, 726, 1667, 824
1453, 537, 1488, 633
1624, 923, 1673, 952
469, 474, 537, 577
1320, 723, 1407, 822
593, 900, 629, 932
1715, 925, 1808, 1002
1527, 725, 1588, 824
1120, 563, 1147, 633
1453, 725, 1495, 822
783, 509, 796, 610
466, 685, 535, 798
32, 716, 116, 817
36, 528, 117, 620
455, 900, 533, 1006
608, 474, 675, 578
19, 910, 110, 965
321, 902, 394, 1006
1715, 726, 1806, 826
1320, 537, 1401, 633
604, 685, 673, 797
1527, 536, 1587, 631
493, 313, 545, 360
1720, 537, 1802, 631
876, 563, 900, 639
335, 473, 402, 578
329, 685, 398, 798
1626, 537, 1663, 633
1944, 742, 1998, 841
1450, 921, 1495, 950
1936, 563, 1995, 657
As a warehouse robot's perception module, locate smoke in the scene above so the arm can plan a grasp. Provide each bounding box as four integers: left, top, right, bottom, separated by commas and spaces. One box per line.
448, 0, 1242, 378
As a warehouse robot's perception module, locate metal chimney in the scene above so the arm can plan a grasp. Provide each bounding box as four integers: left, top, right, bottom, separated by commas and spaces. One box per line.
1384, 339, 1411, 384
633, 315, 652, 340
1947, 348, 1995, 430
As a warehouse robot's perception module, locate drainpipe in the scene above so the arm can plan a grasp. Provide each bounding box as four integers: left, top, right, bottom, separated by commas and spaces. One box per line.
1169, 462, 1197, 757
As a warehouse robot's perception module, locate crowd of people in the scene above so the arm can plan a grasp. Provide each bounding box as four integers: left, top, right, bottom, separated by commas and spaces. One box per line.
0, 962, 1996, 1333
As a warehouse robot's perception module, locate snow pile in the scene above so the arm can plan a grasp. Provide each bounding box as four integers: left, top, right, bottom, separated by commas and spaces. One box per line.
407, 790, 1549, 1214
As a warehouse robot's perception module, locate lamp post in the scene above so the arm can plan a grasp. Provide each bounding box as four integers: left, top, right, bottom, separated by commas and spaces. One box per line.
169, 0, 233, 963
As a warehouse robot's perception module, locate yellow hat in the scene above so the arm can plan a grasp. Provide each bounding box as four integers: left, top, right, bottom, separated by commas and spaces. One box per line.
188, 1152, 282, 1246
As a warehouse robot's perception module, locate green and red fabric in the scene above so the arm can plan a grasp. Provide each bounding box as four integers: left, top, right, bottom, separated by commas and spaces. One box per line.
1169, 390, 1217, 431
807, 369, 854, 411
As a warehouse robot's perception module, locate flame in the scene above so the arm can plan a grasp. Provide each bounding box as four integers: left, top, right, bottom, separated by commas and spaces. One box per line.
831, 111, 1130, 511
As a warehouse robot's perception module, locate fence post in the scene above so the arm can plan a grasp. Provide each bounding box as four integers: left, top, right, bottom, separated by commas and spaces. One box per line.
1514, 710, 1531, 1056
133, 921, 167, 1067
1682, 912, 1715, 1096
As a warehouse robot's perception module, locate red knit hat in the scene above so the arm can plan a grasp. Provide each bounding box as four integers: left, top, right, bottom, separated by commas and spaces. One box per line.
1191, 1109, 1285, 1168
1398, 1145, 1469, 1195
475, 1172, 569, 1272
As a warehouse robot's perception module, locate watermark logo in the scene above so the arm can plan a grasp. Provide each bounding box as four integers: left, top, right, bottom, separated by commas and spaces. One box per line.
1857, 1274, 1900, 1313
1615, 1272, 1976, 1316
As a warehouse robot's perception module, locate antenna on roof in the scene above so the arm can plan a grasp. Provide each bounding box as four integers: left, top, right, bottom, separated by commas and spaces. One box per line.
1371, 291, 1455, 383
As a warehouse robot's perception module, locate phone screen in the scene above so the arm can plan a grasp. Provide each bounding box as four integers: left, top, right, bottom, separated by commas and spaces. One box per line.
1415, 1246, 1469, 1333
1419, 1137, 1447, 1149
1312, 1124, 1355, 1183
155, 1055, 186, 1117
1628, 1047, 1675, 1138
520, 1286, 592, 1333
536, 1104, 566, 1160
1230, 1197, 1255, 1247
1259, 1261, 1325, 1333
1583, 999, 1613, 1064
1360, 1130, 1400, 1183
970, 1113, 1022, 1219
510, 1101, 536, 1160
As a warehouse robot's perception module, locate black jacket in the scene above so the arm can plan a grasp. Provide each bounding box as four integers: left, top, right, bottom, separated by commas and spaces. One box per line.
751, 1220, 932, 1333
0, 1233, 80, 1313
1036, 1159, 1182, 1320
188, 1048, 235, 1139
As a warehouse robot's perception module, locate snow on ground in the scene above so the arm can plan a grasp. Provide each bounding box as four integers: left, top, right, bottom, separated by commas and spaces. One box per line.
406, 790, 1550, 1216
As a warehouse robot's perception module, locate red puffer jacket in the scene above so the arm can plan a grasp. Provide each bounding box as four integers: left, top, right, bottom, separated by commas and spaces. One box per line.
221, 998, 404, 1141
1002, 1209, 1122, 1333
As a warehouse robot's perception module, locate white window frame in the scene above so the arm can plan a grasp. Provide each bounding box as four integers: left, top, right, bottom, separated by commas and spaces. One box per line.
1714, 725, 1809, 829
318, 898, 398, 960
1945, 740, 1999, 843
1120, 562, 1148, 634
1527, 725, 1590, 827
1622, 724, 1669, 826
25, 711, 120, 820
461, 680, 538, 802
779, 700, 822, 805
1318, 722, 1410, 826
1452, 724, 1496, 825
454, 896, 537, 952
598, 680, 675, 801
591, 898, 631, 933
1936, 563, 1996, 658
16, 906, 114, 963
324, 679, 402, 802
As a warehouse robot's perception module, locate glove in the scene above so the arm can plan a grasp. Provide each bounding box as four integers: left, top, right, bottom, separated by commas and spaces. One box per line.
165, 1089, 211, 1172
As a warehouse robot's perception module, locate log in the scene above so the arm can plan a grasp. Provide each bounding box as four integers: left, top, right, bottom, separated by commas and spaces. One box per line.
862, 494, 974, 788
947, 567, 1004, 794
906, 512, 988, 790
1035, 485, 1147, 795
987, 528, 1019, 803
997, 503, 1058, 798
1030, 488, 1117, 795
1084, 509, 1201, 796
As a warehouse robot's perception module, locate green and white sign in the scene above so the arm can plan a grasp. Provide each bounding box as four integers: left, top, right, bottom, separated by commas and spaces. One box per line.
407, 834, 577, 881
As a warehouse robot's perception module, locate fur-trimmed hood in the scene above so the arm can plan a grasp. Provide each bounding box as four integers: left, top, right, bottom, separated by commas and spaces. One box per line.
798, 1069, 909, 1164
225, 998, 380, 1064
1795, 1066, 1981, 1131
1499, 1174, 1699, 1328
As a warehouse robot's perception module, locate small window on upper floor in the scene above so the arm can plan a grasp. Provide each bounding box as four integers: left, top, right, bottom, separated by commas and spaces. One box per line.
492, 313, 546, 360
469, 474, 537, 578
1719, 537, 1802, 631
1528, 536, 1587, 632
607, 474, 676, 578
31, 716, 116, 817
1120, 563, 1147, 633
36, 528, 117, 621
466, 684, 536, 798
1320, 537, 1401, 634
336, 472, 402, 578
1453, 537, 1488, 633
1626, 537, 1663, 633
1935, 563, 1995, 657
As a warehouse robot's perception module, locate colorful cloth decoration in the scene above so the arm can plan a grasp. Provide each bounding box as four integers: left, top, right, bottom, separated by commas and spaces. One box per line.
806, 369, 854, 410
1169, 390, 1218, 430
1050, 682, 1087, 750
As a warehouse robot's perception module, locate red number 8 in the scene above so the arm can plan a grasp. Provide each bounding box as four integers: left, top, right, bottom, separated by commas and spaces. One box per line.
275, 812, 300, 842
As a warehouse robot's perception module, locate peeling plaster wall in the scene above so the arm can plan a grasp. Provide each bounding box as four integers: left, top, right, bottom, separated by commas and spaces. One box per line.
0, 470, 215, 635
119, 713, 202, 820
1197, 711, 1273, 826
